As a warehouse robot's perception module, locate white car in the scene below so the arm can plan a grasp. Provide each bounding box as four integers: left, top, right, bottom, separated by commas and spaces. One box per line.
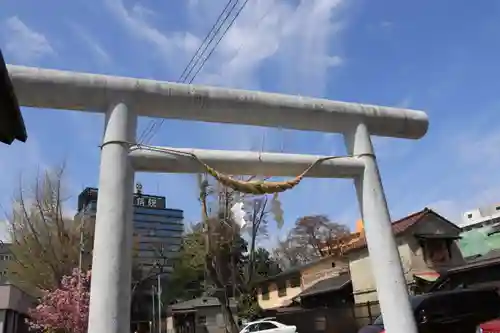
239, 319, 297, 333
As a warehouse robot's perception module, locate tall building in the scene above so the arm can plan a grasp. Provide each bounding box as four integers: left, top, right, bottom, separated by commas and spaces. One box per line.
76, 186, 184, 274
460, 203, 500, 231
0, 243, 12, 283
458, 203, 500, 258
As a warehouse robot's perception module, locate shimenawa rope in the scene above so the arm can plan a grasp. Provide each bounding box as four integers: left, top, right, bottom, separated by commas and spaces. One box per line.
130, 144, 370, 195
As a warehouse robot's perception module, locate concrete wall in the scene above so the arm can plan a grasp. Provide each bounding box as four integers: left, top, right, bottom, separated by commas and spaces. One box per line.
257, 279, 301, 310
301, 257, 349, 289
0, 285, 34, 315
349, 240, 413, 303
194, 306, 238, 333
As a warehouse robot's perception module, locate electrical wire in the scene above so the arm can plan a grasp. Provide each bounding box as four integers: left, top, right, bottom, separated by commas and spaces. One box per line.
180, 0, 242, 84
138, 0, 250, 145
186, 0, 250, 85
138, 0, 240, 144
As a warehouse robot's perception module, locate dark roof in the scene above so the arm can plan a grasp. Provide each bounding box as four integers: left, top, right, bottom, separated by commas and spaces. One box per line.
169, 297, 238, 312
448, 251, 500, 274
298, 273, 351, 298
169, 297, 221, 311
414, 233, 461, 240
256, 255, 342, 284
466, 248, 500, 263
0, 49, 27, 145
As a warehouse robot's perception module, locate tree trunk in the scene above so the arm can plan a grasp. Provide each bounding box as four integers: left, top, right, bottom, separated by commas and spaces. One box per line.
219, 297, 239, 333
206, 255, 239, 333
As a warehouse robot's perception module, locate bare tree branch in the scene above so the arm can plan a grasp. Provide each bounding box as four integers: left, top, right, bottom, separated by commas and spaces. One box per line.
5, 165, 92, 294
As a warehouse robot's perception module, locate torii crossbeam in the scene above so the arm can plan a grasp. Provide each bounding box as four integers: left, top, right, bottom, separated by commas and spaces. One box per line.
8, 64, 428, 333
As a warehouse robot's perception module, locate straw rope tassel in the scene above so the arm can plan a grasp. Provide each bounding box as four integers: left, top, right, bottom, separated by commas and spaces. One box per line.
135, 145, 351, 195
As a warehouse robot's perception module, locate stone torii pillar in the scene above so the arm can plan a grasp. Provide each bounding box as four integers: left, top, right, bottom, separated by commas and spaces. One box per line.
7, 64, 428, 333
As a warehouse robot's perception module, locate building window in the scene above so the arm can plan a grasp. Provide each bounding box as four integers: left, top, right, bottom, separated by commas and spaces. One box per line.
258, 323, 278, 331
246, 324, 260, 332
467, 213, 473, 219
277, 280, 287, 297
261, 285, 270, 300
197, 315, 206, 325
289, 276, 301, 288
422, 239, 451, 265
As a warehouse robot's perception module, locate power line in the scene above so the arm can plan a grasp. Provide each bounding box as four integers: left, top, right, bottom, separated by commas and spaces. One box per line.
187, 0, 250, 85
178, 0, 237, 83
138, 0, 241, 144
138, 0, 250, 145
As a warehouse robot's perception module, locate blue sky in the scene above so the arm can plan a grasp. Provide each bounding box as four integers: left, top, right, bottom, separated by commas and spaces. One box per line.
1, 0, 500, 244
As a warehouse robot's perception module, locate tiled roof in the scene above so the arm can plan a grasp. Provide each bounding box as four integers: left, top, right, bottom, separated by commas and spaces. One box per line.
298, 272, 351, 298
344, 207, 456, 253
258, 208, 457, 283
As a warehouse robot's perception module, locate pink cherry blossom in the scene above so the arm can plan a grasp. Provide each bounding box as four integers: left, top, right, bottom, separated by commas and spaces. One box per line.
27, 268, 91, 333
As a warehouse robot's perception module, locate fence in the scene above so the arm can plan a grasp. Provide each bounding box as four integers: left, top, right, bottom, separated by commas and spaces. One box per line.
273, 301, 381, 333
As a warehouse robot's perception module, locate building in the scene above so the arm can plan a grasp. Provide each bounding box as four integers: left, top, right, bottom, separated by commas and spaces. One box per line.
256, 208, 466, 308
460, 203, 500, 231
430, 250, 500, 292
167, 297, 238, 333
255, 254, 351, 311
346, 208, 464, 303
0, 244, 12, 283
76, 186, 184, 274
458, 203, 500, 258
0, 244, 35, 333
0, 284, 35, 333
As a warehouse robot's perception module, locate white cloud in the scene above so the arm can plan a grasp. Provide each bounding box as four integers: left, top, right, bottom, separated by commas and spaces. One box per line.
426, 199, 462, 223
68, 23, 111, 65
3, 16, 55, 63
380, 21, 393, 29
385, 108, 500, 224
104, 0, 200, 66
108, 0, 349, 153
194, 0, 346, 94
105, 0, 346, 95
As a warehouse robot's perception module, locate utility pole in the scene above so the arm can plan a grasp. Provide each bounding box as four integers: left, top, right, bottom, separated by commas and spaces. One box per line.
77, 206, 86, 318
157, 274, 162, 333
151, 285, 156, 333
78, 208, 85, 275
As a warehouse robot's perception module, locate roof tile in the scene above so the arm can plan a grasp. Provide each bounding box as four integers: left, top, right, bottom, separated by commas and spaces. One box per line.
343, 208, 432, 253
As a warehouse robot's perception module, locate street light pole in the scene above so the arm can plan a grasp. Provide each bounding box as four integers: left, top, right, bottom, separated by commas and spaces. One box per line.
151, 285, 156, 333
157, 274, 162, 333
77, 206, 86, 321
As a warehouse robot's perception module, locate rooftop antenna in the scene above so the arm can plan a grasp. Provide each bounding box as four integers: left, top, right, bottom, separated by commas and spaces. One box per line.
136, 182, 143, 195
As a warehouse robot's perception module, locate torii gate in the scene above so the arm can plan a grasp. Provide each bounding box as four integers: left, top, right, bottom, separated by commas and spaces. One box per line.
8, 65, 428, 333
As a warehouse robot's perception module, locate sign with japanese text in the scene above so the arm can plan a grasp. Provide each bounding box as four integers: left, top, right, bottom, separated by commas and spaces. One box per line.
133, 195, 166, 209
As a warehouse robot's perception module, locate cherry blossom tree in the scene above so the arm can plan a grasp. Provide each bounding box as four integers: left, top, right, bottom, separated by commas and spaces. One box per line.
27, 268, 90, 333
